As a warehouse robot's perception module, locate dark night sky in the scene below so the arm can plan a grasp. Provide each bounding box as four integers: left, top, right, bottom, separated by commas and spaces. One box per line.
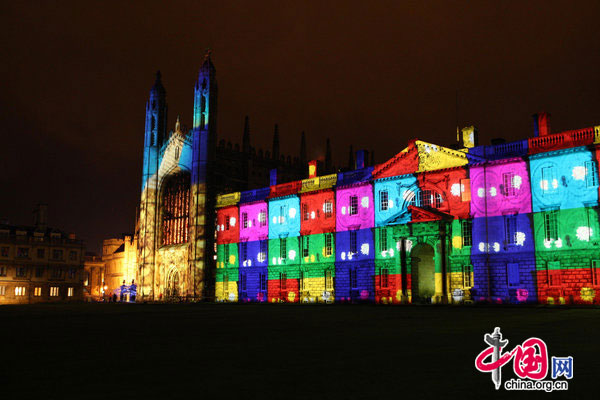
1, 1, 599, 253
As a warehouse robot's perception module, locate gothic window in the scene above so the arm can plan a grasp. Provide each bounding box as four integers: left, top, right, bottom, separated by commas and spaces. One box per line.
161, 173, 190, 246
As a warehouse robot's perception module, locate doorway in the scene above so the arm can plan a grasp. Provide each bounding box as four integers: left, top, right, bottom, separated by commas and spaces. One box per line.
411, 244, 435, 303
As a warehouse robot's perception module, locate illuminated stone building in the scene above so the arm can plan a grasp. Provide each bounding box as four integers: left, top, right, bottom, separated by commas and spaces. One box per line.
136, 53, 346, 300
0, 205, 85, 304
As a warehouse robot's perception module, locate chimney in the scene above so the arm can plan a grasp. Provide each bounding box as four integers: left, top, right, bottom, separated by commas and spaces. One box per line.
269, 168, 277, 186
533, 112, 551, 137
355, 149, 368, 169
33, 204, 48, 230
460, 126, 478, 148
308, 160, 318, 178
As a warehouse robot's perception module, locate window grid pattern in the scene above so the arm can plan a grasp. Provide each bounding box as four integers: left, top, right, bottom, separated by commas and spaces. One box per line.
162, 173, 190, 246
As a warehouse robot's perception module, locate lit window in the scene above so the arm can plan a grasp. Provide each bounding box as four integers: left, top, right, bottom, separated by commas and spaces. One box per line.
302, 203, 309, 221
259, 240, 267, 261
502, 172, 516, 197
462, 265, 472, 287
409, 190, 442, 208
280, 273, 287, 290
161, 172, 190, 246
585, 161, 598, 188
258, 210, 267, 226
350, 269, 358, 289
544, 211, 558, 241
15, 286, 26, 296
349, 230, 357, 254
325, 270, 333, 290
541, 166, 557, 194
461, 220, 472, 247
349, 196, 358, 215
325, 234, 333, 257
50, 286, 59, 297
280, 239, 287, 260
504, 215, 517, 245
16, 266, 26, 277
302, 236, 310, 258
34, 287, 42, 297
380, 190, 389, 211
379, 228, 388, 252
0, 266, 6, 276
0, 286, 6, 296
324, 201, 333, 218
381, 268, 389, 288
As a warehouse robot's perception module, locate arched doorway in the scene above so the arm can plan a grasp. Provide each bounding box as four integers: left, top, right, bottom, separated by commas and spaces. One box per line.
166, 267, 181, 299
411, 244, 435, 303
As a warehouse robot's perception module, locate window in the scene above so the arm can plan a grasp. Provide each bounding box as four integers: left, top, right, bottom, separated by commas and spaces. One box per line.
409, 190, 442, 208
502, 172, 516, 197
258, 210, 267, 226
350, 269, 358, 289
260, 273, 267, 291
280, 272, 287, 290
0, 286, 5, 296
68, 268, 76, 279
302, 236, 310, 258
50, 287, 59, 297
259, 240, 267, 262
35, 267, 44, 278
0, 266, 6, 276
544, 211, 558, 241
548, 261, 561, 287
462, 265, 472, 287
242, 212, 248, 229
379, 228, 388, 252
302, 203, 309, 221
223, 273, 229, 292
17, 247, 29, 258
69, 251, 77, 261
225, 215, 230, 231
324, 200, 333, 218
52, 249, 63, 260
592, 260, 600, 286
37, 248, 45, 258
460, 178, 471, 202
541, 166, 557, 194
15, 286, 26, 296
240, 273, 247, 291
34, 287, 42, 297
241, 243, 248, 264
0, 247, 8, 257
279, 205, 287, 223
349, 196, 358, 215
16, 266, 26, 277
51, 268, 63, 279
299, 271, 306, 291
224, 245, 230, 265
507, 263, 520, 287
461, 220, 472, 247
380, 190, 389, 211
381, 268, 389, 288
585, 161, 599, 188
279, 239, 287, 260
504, 215, 517, 245
67, 287, 74, 297
325, 270, 333, 290
161, 172, 190, 246
325, 234, 333, 257
350, 230, 357, 254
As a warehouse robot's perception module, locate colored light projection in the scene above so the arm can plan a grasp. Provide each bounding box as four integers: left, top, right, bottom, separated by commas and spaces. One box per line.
470, 158, 532, 218
529, 147, 599, 213
336, 183, 374, 232
534, 207, 600, 304
336, 228, 374, 302
206, 121, 600, 305
471, 214, 536, 303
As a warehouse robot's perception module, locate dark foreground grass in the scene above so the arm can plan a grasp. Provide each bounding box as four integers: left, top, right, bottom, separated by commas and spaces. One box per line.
1, 303, 598, 399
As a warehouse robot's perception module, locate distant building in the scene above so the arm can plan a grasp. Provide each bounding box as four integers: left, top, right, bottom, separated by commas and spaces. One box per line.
84, 235, 136, 301
0, 205, 85, 304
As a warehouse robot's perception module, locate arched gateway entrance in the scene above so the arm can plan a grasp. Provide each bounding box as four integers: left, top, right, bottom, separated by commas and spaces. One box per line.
411, 244, 435, 303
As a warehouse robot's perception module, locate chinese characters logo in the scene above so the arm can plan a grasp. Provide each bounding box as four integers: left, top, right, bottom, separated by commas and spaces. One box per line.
474, 327, 573, 392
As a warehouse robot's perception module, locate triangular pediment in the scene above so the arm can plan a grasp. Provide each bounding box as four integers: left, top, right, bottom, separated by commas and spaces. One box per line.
372, 141, 419, 179
408, 205, 453, 223
415, 141, 469, 173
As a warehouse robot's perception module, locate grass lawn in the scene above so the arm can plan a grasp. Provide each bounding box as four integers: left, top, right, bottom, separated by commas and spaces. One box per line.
1, 303, 598, 399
